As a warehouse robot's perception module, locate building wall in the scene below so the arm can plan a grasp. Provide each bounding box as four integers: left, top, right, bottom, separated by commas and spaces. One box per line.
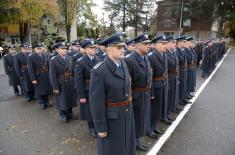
154, 0, 217, 39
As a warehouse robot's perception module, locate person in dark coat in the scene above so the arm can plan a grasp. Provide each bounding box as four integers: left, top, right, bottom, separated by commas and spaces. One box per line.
184, 36, 196, 100
148, 35, 172, 136
195, 40, 203, 68
175, 36, 190, 105
28, 43, 53, 109
49, 42, 78, 123
165, 36, 182, 116
124, 38, 135, 56
69, 40, 84, 62
3, 45, 22, 96
14, 44, 35, 102
201, 40, 213, 78
95, 44, 107, 61
187, 37, 197, 93
74, 39, 99, 138
89, 32, 136, 155
124, 33, 152, 151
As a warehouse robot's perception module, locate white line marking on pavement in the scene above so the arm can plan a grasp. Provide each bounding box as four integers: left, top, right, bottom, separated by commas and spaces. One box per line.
147, 48, 232, 155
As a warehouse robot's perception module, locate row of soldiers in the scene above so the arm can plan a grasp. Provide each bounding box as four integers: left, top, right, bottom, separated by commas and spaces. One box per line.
3, 32, 227, 155
201, 39, 227, 77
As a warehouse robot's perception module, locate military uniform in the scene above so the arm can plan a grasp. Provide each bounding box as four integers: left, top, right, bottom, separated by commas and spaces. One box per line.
89, 32, 136, 155
69, 40, 83, 62
148, 35, 171, 133
124, 33, 152, 150
3, 46, 21, 95
165, 36, 180, 114
175, 36, 189, 105
184, 45, 195, 96
95, 48, 107, 61
49, 42, 77, 121
28, 43, 52, 109
195, 41, 203, 67
74, 39, 99, 137
201, 41, 213, 78
124, 38, 135, 56
14, 44, 35, 101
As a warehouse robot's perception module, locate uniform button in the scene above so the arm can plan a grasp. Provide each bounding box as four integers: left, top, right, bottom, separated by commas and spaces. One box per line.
125, 109, 128, 112
126, 94, 128, 97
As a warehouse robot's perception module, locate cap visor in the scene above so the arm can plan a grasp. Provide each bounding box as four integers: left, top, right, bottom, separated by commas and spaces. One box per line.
109, 42, 126, 47
58, 45, 67, 49
139, 40, 151, 44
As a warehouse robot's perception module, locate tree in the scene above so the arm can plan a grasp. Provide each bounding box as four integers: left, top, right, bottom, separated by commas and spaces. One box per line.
57, 0, 98, 41
57, 0, 78, 42
104, 0, 129, 32
213, 0, 235, 37
104, 0, 155, 36
15, 0, 48, 43
172, 0, 235, 37
128, 0, 155, 36
0, 0, 18, 24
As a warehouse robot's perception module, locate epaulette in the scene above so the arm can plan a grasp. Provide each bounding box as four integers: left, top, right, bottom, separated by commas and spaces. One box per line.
73, 53, 79, 57
93, 62, 103, 69
103, 53, 107, 56
147, 52, 153, 56
77, 57, 84, 62
125, 53, 132, 58
29, 53, 34, 57
50, 56, 56, 60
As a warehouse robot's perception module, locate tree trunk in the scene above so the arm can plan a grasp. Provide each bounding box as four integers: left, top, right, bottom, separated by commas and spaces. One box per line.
122, 3, 126, 32
19, 21, 24, 44
66, 25, 71, 42
217, 17, 224, 38
134, 0, 138, 37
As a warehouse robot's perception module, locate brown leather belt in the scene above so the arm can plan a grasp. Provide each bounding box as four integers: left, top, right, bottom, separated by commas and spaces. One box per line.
21, 65, 27, 69
85, 79, 90, 83
179, 65, 187, 71
187, 63, 195, 69
36, 68, 48, 73
132, 86, 150, 93
153, 74, 168, 81
168, 69, 179, 75
58, 71, 73, 79
106, 97, 132, 108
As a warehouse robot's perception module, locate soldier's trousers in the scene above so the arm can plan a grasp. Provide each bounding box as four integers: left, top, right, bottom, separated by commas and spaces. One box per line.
13, 85, 19, 94
60, 108, 73, 118
37, 95, 49, 105
88, 121, 95, 131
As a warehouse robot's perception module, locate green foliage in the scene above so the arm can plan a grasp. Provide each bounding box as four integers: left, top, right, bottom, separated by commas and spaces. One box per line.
57, 0, 98, 40
0, 0, 19, 23
104, 0, 155, 36
15, 0, 48, 26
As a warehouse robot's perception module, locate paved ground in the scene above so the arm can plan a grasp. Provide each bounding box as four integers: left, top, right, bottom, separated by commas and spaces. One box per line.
0, 48, 232, 155
159, 48, 235, 155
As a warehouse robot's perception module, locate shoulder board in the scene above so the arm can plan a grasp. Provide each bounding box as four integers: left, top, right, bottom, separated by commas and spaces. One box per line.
125, 53, 132, 58
73, 53, 78, 57
147, 52, 153, 56
50, 56, 56, 60
77, 57, 84, 62
102, 53, 107, 56
29, 53, 34, 57
93, 62, 103, 69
